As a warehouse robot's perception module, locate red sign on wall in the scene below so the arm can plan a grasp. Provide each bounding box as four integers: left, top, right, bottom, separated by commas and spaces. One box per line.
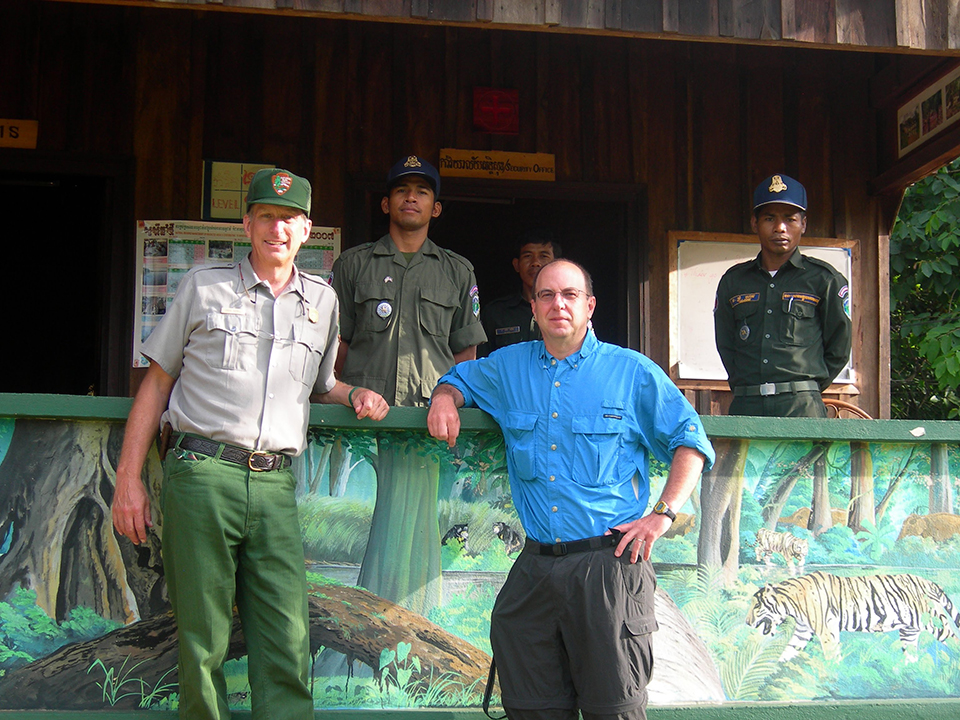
473, 87, 519, 135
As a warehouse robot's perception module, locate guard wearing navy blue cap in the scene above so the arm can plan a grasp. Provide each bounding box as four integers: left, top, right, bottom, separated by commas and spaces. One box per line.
386, 154, 442, 197
713, 174, 852, 417
331, 154, 484, 406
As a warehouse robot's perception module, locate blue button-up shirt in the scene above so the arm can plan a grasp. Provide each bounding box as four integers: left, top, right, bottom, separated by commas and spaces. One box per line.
437, 331, 715, 543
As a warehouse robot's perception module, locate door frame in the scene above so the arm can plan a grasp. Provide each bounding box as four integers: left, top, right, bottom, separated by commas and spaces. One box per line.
0, 150, 135, 396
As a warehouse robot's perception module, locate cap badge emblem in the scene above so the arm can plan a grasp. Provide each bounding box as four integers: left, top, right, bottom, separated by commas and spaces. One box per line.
768, 175, 788, 194
404, 156, 422, 169
272, 172, 293, 196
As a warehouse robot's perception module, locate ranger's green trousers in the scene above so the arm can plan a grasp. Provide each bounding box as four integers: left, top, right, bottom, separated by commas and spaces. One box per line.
161, 445, 314, 720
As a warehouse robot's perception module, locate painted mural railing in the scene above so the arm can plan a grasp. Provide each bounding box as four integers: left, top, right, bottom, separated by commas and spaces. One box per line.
0, 394, 957, 720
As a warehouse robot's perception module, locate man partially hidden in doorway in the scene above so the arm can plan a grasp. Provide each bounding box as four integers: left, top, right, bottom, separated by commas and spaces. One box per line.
480, 228, 560, 356
714, 173, 852, 417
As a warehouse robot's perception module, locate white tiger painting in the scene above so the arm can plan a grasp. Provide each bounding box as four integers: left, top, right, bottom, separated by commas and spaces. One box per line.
746, 571, 960, 661
754, 527, 808, 575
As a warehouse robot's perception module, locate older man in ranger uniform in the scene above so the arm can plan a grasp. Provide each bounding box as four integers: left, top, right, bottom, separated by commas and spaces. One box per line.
112, 168, 388, 720
714, 174, 852, 417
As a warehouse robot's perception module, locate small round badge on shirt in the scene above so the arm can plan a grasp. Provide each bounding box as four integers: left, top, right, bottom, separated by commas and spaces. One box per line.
739, 324, 750, 341
308, 307, 320, 323
377, 301, 393, 318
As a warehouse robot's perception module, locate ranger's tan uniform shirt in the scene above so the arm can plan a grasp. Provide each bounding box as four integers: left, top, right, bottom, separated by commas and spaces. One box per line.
142, 255, 339, 456
332, 235, 486, 406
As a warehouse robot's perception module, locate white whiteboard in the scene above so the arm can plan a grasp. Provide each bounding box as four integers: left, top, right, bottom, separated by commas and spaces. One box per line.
675, 239, 853, 382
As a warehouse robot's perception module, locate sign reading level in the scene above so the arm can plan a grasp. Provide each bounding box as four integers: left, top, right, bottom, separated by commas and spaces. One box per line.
0, 120, 38, 149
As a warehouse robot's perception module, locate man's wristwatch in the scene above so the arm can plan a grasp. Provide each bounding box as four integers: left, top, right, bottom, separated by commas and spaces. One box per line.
652, 500, 676, 523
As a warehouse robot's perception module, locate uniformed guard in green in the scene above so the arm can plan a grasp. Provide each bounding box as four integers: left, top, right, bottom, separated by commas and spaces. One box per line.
332, 155, 486, 406
714, 174, 852, 417
112, 168, 388, 720
479, 228, 560, 356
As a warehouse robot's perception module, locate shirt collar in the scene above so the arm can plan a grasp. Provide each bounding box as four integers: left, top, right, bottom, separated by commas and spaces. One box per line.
751, 247, 804, 273
373, 234, 441, 259
536, 328, 598, 366
239, 254, 305, 298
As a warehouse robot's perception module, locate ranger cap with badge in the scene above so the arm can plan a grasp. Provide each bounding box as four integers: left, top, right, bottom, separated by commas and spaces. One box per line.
753, 173, 806, 212
386, 155, 441, 198
246, 167, 312, 216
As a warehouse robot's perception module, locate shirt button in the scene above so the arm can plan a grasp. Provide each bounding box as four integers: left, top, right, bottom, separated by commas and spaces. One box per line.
551, 359, 556, 365
552, 412, 558, 418
551, 444, 557, 450
769, 283, 775, 288
765, 334, 771, 339
549, 475, 555, 481
554, 381, 561, 387
763, 359, 769, 364
552, 506, 558, 513
766, 309, 773, 314
269, 392, 275, 398
556, 537, 561, 542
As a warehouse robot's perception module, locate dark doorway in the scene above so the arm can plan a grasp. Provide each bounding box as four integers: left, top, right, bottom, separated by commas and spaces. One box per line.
349, 180, 642, 349
0, 174, 105, 394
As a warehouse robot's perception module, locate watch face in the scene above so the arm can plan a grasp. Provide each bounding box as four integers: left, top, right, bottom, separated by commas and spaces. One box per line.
654, 501, 675, 519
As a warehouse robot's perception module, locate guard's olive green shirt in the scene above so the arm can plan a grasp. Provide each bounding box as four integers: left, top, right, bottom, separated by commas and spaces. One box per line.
143, 255, 339, 456
714, 248, 852, 392
332, 234, 486, 406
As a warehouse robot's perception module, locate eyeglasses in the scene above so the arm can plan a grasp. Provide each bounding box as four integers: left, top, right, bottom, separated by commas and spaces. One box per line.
535, 288, 591, 303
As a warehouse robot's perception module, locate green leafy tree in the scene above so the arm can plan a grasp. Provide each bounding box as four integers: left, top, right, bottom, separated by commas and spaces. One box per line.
891, 158, 960, 418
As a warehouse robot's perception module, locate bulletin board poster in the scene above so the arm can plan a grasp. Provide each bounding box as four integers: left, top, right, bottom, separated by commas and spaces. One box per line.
134, 220, 341, 367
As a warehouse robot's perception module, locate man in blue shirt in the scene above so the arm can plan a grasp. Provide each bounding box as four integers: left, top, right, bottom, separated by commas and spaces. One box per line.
428, 259, 714, 720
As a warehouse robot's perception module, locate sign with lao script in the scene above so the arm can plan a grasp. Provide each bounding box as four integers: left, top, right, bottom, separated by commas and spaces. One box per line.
439, 148, 555, 181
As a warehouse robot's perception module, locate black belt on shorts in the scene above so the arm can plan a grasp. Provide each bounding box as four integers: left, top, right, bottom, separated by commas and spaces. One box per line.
173, 434, 291, 472
524, 532, 620, 556
733, 379, 820, 397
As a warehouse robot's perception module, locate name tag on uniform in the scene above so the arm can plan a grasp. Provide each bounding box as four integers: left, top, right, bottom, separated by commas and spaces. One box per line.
220, 307, 244, 315
496, 326, 521, 335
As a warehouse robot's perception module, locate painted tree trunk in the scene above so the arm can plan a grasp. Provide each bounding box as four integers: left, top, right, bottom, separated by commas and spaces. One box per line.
0, 419, 165, 625
356, 434, 442, 616
848, 441, 875, 532
698, 438, 748, 585
930, 442, 953, 514
809, 443, 834, 535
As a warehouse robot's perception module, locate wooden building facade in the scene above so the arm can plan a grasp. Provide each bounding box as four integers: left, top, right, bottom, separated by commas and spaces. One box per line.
4, 0, 960, 418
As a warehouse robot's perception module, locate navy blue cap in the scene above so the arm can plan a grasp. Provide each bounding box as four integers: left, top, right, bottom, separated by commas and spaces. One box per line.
386, 155, 441, 197
753, 174, 806, 211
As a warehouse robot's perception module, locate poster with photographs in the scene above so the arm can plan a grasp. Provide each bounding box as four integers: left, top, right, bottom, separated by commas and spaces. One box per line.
899, 65, 960, 157
134, 220, 341, 367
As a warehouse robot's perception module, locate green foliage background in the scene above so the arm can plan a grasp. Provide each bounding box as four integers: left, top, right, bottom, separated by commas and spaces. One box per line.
891, 158, 960, 418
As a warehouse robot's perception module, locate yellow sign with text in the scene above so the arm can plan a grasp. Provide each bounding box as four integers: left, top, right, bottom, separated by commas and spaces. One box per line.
0, 120, 38, 149
439, 149, 555, 181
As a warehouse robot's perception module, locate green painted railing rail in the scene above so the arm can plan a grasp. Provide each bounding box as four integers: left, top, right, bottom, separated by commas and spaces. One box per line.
1, 393, 958, 444
0, 393, 958, 719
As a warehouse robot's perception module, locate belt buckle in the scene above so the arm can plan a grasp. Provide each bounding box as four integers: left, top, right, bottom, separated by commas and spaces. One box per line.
248, 451, 271, 471
759, 382, 777, 396
553, 542, 568, 556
